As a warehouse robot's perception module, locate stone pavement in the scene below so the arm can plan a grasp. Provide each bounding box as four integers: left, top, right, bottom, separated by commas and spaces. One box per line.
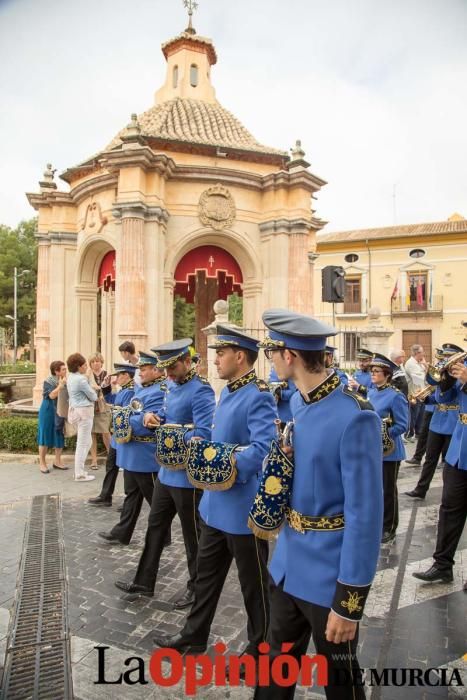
0, 447, 465, 700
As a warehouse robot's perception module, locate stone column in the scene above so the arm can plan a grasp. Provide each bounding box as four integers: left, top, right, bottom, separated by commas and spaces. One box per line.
33, 235, 51, 406
112, 203, 148, 349
288, 230, 313, 313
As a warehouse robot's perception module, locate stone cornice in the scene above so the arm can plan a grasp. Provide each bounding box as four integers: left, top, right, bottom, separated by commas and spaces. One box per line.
69, 173, 118, 205
26, 190, 73, 210
262, 169, 327, 193
112, 201, 170, 223
48, 232, 78, 245
100, 148, 177, 178
259, 218, 313, 236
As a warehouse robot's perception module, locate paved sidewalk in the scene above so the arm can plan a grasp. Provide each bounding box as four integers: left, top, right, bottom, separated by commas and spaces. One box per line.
0, 449, 465, 699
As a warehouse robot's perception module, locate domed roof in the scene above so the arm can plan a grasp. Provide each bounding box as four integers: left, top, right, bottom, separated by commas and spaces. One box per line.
106, 97, 284, 156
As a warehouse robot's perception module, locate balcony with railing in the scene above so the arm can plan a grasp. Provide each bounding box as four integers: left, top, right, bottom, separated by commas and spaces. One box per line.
391, 295, 443, 317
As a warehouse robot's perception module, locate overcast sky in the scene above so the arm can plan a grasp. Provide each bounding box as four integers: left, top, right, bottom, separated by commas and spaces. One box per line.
1, 0, 466, 231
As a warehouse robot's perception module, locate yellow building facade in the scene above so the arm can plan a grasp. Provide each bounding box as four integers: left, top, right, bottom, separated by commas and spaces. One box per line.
314, 214, 467, 364
27, 22, 326, 404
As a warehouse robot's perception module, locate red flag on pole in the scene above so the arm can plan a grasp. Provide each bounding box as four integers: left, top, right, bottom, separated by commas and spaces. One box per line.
391, 279, 398, 300
416, 279, 424, 305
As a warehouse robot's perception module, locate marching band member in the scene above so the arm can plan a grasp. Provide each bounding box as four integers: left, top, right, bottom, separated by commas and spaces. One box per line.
98, 352, 167, 545
88, 363, 135, 508
405, 343, 462, 500
324, 345, 348, 385
115, 339, 216, 608
348, 348, 373, 395
152, 325, 277, 657
254, 309, 383, 700
368, 353, 409, 544
414, 326, 467, 586
268, 365, 296, 427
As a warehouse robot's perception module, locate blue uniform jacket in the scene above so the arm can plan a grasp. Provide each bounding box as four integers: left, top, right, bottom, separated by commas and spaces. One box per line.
268, 367, 296, 423
368, 384, 408, 462
426, 386, 459, 436
104, 383, 135, 452
199, 371, 278, 535
157, 370, 216, 488
445, 375, 467, 471
354, 368, 372, 395
334, 368, 349, 386
269, 373, 383, 617
118, 380, 166, 473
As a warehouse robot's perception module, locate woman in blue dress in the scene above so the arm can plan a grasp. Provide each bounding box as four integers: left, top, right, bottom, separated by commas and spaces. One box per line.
37, 360, 67, 474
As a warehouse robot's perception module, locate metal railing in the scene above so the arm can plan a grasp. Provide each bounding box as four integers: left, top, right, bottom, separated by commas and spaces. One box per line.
391, 295, 443, 315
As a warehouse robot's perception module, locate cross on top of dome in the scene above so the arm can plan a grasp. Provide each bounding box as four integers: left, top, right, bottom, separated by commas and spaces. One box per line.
183, 0, 199, 35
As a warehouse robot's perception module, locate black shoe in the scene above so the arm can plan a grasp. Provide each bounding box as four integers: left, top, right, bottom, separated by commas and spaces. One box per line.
381, 531, 396, 544
404, 490, 425, 499
405, 458, 421, 467
98, 531, 123, 544
152, 631, 206, 653
172, 589, 195, 610
114, 580, 153, 600
412, 565, 453, 583
88, 496, 112, 506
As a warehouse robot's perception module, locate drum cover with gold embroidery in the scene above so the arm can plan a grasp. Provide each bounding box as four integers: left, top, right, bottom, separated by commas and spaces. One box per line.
187, 439, 238, 491
111, 406, 133, 444
248, 440, 294, 540
155, 424, 193, 470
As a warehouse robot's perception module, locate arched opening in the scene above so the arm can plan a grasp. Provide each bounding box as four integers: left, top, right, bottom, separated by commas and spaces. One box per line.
173, 65, 179, 88
173, 245, 243, 371
97, 251, 116, 360
190, 64, 198, 87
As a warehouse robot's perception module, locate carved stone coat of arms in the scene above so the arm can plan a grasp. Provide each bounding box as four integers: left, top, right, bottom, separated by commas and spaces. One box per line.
198, 185, 236, 231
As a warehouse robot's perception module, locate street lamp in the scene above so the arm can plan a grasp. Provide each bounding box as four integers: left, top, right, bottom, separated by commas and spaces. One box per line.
5, 267, 30, 365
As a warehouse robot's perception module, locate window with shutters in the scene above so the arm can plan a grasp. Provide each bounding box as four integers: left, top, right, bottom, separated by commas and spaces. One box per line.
344, 276, 361, 313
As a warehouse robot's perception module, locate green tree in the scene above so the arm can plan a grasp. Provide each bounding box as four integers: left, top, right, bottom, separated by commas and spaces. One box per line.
0, 218, 38, 350
228, 292, 243, 325
173, 295, 195, 339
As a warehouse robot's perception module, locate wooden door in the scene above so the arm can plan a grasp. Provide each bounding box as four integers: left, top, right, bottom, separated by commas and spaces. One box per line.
402, 330, 432, 363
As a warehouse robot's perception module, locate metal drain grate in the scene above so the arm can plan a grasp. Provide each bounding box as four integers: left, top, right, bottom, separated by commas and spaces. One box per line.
0, 494, 73, 700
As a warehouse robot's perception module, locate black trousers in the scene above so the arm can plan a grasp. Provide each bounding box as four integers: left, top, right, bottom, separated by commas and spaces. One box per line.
181, 520, 269, 650
434, 465, 467, 571
383, 460, 400, 534
134, 480, 202, 592
415, 430, 452, 496
99, 447, 119, 502
254, 578, 365, 700
413, 410, 433, 462
110, 470, 156, 545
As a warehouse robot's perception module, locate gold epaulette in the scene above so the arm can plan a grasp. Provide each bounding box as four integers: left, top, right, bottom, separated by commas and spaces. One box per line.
255, 379, 270, 392
342, 386, 374, 411
196, 375, 210, 385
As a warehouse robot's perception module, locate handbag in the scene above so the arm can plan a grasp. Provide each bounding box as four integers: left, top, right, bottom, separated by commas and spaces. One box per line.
56, 384, 69, 419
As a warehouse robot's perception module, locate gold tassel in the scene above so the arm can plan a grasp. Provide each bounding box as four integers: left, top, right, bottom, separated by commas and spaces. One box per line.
247, 516, 281, 541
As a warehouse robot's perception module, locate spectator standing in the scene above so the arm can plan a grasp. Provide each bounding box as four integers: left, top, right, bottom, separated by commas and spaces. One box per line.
404, 344, 428, 439
67, 353, 98, 482
119, 340, 141, 385
37, 360, 67, 474
87, 353, 111, 469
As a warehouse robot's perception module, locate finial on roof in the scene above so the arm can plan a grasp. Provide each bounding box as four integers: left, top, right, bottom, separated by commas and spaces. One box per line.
39, 163, 57, 191
183, 0, 198, 35
287, 139, 310, 170
290, 140, 305, 160
126, 113, 141, 136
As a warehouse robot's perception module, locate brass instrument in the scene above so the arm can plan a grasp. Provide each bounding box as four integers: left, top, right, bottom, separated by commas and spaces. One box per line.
274, 418, 294, 448
381, 416, 395, 457
427, 352, 467, 383
412, 385, 436, 403
269, 381, 287, 401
